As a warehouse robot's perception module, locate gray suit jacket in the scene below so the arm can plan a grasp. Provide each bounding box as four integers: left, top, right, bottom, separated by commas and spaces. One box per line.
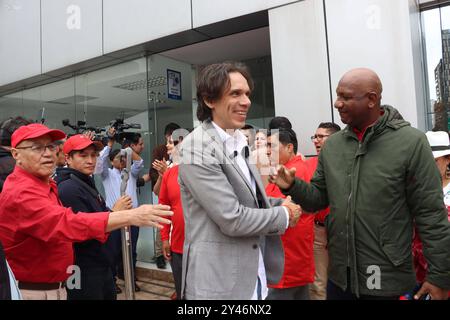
178, 120, 287, 300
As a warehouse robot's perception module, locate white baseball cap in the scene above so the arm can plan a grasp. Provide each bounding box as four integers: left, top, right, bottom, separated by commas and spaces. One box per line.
426, 131, 450, 159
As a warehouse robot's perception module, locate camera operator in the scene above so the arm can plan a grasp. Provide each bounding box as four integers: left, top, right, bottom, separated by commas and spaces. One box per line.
94, 127, 145, 292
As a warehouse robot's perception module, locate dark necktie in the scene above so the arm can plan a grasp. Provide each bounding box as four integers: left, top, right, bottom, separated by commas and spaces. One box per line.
257, 276, 262, 300
242, 146, 264, 208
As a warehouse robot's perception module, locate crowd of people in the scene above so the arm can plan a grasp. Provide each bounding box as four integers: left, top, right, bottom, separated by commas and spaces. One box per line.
0, 61, 449, 300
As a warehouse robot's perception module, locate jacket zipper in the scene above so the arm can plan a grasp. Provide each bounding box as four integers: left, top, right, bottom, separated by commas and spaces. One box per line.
346, 192, 352, 270
346, 141, 361, 292
352, 141, 362, 298
352, 142, 362, 296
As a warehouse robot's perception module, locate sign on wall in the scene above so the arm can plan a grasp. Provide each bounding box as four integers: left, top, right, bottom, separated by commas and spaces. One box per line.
167, 69, 182, 100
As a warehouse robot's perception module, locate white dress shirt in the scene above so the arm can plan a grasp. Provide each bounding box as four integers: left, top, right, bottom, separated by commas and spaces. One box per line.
95, 145, 144, 209
212, 122, 289, 300
8, 261, 21, 300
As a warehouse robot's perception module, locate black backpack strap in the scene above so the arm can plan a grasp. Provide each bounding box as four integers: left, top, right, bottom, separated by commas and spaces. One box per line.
0, 241, 12, 300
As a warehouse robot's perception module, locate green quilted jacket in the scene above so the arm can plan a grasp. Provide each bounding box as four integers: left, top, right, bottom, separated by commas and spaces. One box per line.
283, 105, 450, 296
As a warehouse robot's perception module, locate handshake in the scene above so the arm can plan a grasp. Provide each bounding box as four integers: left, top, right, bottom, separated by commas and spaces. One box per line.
281, 196, 302, 227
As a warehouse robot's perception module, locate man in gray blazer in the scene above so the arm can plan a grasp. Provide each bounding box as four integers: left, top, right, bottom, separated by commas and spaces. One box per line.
178, 62, 301, 300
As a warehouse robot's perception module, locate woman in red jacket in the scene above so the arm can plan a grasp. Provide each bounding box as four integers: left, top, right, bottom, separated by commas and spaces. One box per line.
159, 131, 187, 300
265, 128, 315, 300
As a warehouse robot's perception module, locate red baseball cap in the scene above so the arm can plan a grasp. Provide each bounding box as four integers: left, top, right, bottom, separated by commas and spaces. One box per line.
11, 123, 66, 148
63, 134, 104, 154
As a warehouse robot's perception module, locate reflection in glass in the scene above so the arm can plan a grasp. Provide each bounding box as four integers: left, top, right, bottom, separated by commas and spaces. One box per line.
422, 5, 450, 131
0, 79, 77, 129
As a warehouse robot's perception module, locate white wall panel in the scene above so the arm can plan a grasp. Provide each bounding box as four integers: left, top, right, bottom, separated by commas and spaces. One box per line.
0, 0, 41, 85
269, 0, 332, 156
408, 0, 426, 130
41, 0, 103, 73
325, 0, 421, 129
103, 0, 192, 54
193, 0, 299, 28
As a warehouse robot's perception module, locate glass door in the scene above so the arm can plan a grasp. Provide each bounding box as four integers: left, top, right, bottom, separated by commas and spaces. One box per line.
142, 53, 195, 264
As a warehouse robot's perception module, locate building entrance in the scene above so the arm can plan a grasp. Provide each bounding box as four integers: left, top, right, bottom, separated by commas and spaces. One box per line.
0, 27, 276, 268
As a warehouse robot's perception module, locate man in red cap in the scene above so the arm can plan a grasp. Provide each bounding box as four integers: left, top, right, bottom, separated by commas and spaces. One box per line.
0, 124, 173, 300
55, 134, 132, 300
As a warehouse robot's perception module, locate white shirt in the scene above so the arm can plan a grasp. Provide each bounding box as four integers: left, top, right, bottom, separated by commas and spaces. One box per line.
443, 182, 450, 208
212, 122, 289, 300
95, 145, 144, 208
8, 261, 21, 300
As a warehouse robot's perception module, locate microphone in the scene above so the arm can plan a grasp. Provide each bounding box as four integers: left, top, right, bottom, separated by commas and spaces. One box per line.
230, 147, 250, 159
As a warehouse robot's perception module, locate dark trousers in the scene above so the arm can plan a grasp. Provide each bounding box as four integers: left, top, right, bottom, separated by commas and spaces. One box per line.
111, 226, 139, 280
326, 268, 399, 300
67, 266, 116, 300
0, 242, 11, 300
266, 285, 310, 300
170, 252, 183, 300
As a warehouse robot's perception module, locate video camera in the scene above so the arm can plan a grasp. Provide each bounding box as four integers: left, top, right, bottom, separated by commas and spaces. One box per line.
109, 118, 141, 132
62, 119, 106, 141
108, 118, 141, 142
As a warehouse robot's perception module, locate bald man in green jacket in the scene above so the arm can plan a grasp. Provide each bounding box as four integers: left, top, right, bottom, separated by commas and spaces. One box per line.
270, 68, 450, 300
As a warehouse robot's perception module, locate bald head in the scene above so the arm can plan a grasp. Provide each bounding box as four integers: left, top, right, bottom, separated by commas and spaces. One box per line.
339, 68, 383, 99
334, 68, 384, 130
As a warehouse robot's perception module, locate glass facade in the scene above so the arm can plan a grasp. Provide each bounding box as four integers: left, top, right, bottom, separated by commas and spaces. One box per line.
0, 47, 275, 263
422, 4, 450, 130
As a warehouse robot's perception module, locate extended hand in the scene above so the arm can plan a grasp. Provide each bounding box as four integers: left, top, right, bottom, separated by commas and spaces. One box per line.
112, 195, 132, 211
83, 130, 96, 141
282, 196, 302, 227
152, 158, 168, 176
414, 281, 448, 300
130, 204, 173, 229
269, 165, 296, 190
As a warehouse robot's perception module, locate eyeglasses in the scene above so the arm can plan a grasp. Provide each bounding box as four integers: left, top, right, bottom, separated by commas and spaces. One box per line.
15, 143, 58, 154
310, 134, 330, 141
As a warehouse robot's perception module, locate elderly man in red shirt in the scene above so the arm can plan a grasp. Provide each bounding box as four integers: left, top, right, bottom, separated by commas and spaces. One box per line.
0, 124, 172, 300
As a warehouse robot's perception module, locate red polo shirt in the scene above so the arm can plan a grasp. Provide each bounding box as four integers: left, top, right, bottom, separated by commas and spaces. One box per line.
0, 166, 109, 283
159, 165, 184, 254
266, 155, 315, 288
